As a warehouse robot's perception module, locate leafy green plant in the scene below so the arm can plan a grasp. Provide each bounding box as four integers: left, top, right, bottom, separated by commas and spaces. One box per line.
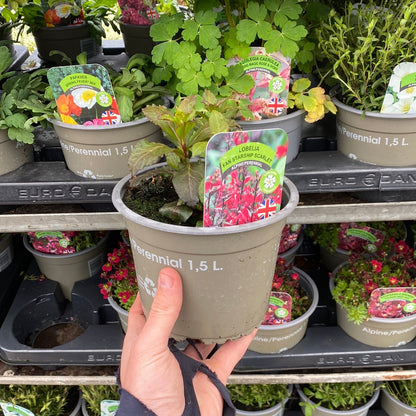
19, 0, 119, 44
227, 383, 290, 411
299, 382, 376, 415
0, 384, 72, 415
384, 380, 416, 408
126, 90, 247, 224
79, 385, 119, 416
317, 0, 416, 111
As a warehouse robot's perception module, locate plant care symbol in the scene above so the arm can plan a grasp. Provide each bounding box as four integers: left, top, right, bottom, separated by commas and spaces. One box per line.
138, 274, 157, 297
257, 198, 277, 220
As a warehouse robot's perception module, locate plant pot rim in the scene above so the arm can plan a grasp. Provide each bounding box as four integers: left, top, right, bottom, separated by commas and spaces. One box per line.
23, 231, 109, 259
112, 163, 299, 237
117, 20, 152, 28
330, 264, 416, 324
257, 266, 319, 331
382, 387, 415, 410
333, 97, 416, 119
34, 23, 88, 33
239, 109, 306, 126
107, 295, 129, 318
49, 116, 151, 131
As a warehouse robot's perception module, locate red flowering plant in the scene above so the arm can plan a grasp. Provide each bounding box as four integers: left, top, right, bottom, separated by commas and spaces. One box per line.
99, 241, 138, 311
278, 223, 302, 255
262, 257, 312, 325
117, 0, 177, 25
27, 231, 105, 254
331, 240, 416, 325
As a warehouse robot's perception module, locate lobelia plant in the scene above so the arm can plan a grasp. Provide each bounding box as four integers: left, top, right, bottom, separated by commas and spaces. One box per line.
299, 382, 377, 415
227, 383, 290, 412
99, 240, 138, 311
126, 90, 249, 224
331, 241, 416, 324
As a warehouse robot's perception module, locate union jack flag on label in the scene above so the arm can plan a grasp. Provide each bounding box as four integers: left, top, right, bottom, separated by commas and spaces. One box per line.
257, 198, 277, 220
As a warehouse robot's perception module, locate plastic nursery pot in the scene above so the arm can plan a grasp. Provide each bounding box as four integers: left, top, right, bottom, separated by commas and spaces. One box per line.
248, 267, 319, 354
112, 164, 299, 343
107, 296, 129, 333
239, 109, 306, 164
381, 387, 416, 416
0, 130, 33, 176
334, 97, 416, 166
70, 389, 83, 416
330, 264, 416, 348
23, 232, 109, 301
234, 385, 293, 416
33, 24, 101, 65
0, 233, 14, 272
119, 21, 156, 56
296, 384, 380, 416
50, 117, 162, 180
319, 246, 349, 272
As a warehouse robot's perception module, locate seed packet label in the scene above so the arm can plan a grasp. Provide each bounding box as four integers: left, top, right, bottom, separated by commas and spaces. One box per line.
101, 399, 120, 415
231, 47, 291, 120
262, 291, 292, 325
47, 64, 121, 125
0, 402, 35, 416
368, 287, 416, 318
203, 128, 288, 227
41, 0, 85, 26
381, 62, 416, 114
342, 225, 385, 253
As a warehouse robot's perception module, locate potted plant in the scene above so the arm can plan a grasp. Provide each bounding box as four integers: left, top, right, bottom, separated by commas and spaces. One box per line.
227, 383, 292, 416
112, 91, 299, 343
0, 384, 82, 415
305, 221, 407, 271
99, 240, 138, 332
149, 1, 336, 163
19, 0, 119, 64
23, 230, 109, 300
381, 380, 416, 416
0, 46, 55, 175
296, 382, 379, 416
116, 0, 178, 56
318, 0, 416, 166
278, 223, 303, 264
330, 240, 416, 347
48, 52, 170, 179
248, 257, 318, 354
79, 384, 119, 416
0, 0, 22, 57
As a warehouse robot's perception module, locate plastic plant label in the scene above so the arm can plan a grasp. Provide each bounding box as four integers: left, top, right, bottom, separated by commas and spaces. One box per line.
203, 128, 288, 227
381, 62, 416, 114
343, 224, 385, 253
262, 291, 292, 325
0, 402, 35, 416
368, 287, 416, 318
230, 47, 291, 120
47, 64, 121, 125
40, 0, 85, 26
101, 399, 120, 415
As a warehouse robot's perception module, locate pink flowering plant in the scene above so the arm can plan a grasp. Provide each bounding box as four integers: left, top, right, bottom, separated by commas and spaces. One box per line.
99, 241, 138, 311
263, 257, 312, 325
332, 241, 416, 324
117, 0, 176, 25
27, 231, 105, 254
278, 223, 302, 254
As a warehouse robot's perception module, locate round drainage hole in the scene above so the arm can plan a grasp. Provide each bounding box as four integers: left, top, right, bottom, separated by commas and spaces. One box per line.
32, 322, 85, 348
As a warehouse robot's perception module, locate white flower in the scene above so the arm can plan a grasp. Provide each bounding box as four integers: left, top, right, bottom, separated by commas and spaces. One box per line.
55, 2, 73, 18
71, 88, 97, 109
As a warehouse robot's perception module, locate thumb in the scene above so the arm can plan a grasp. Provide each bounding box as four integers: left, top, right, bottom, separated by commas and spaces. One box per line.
139, 267, 183, 348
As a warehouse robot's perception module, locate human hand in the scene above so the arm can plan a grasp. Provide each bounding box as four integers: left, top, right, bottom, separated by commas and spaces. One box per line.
119, 267, 257, 416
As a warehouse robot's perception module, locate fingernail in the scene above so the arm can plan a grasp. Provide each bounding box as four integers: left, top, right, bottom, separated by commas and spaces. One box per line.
159, 271, 174, 288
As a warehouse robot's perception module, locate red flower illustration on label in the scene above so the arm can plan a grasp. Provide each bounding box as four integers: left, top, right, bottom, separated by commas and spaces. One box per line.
257, 198, 277, 220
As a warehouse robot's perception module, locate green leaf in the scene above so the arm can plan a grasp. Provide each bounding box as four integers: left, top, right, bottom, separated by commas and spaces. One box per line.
245, 2, 268, 22
236, 19, 258, 44
172, 162, 205, 207
8, 127, 34, 144
224, 64, 255, 95
190, 141, 208, 158
5, 113, 26, 128
128, 140, 173, 174
149, 12, 183, 42
166, 151, 181, 170
292, 78, 311, 93
159, 201, 193, 224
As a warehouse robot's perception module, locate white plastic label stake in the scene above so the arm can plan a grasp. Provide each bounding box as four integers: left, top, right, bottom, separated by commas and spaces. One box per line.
101, 399, 120, 415
0, 402, 35, 416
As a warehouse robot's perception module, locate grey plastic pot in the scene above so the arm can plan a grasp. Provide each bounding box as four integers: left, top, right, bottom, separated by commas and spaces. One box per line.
23, 232, 109, 301
319, 246, 349, 272
235, 385, 293, 416
0, 233, 14, 272
81, 398, 119, 416
33, 24, 101, 64
296, 384, 380, 416
330, 265, 416, 348
108, 295, 129, 333
70, 389, 83, 416
248, 267, 319, 354
119, 22, 156, 56
239, 110, 305, 164
381, 387, 416, 416
112, 164, 299, 343
50, 117, 162, 180
0, 130, 33, 176
334, 97, 416, 166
